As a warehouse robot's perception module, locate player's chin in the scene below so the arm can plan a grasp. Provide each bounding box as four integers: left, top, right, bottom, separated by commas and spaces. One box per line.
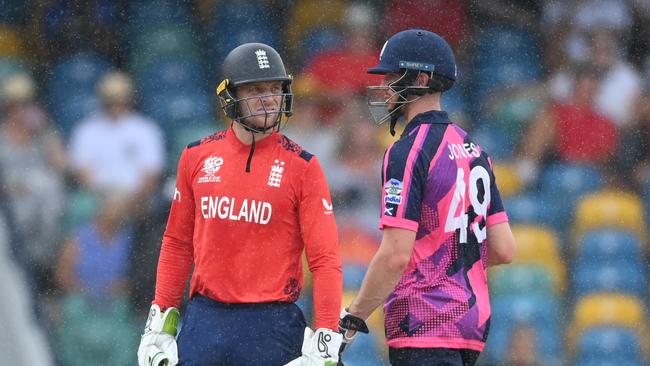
250, 114, 279, 130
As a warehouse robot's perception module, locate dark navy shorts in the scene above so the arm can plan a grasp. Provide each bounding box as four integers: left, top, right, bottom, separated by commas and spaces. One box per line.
389, 347, 480, 366
177, 295, 306, 365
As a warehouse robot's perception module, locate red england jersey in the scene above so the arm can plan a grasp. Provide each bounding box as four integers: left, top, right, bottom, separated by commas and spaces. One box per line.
153, 126, 342, 329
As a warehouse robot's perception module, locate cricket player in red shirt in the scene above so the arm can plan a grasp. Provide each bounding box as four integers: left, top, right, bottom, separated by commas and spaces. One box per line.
137, 43, 343, 366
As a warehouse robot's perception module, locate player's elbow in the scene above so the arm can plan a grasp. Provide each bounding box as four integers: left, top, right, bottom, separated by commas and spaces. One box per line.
487, 222, 516, 266
386, 252, 411, 273
496, 243, 516, 264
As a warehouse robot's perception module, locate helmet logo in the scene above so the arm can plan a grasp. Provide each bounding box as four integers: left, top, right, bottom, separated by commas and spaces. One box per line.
379, 40, 388, 61
255, 49, 270, 69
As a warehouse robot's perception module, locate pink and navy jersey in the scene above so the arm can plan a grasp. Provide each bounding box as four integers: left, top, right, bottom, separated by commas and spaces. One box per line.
380, 110, 508, 351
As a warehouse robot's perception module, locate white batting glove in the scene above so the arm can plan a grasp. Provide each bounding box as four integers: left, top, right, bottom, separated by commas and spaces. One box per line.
284, 327, 342, 366
137, 304, 180, 366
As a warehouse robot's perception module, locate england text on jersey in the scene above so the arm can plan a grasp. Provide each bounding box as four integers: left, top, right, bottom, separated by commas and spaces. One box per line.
199, 196, 272, 224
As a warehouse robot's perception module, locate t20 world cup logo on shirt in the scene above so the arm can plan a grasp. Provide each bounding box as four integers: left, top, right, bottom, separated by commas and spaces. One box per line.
198, 156, 223, 183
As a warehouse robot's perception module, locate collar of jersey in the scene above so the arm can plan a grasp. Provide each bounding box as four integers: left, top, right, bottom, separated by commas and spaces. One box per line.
401, 110, 450, 138
226, 125, 281, 150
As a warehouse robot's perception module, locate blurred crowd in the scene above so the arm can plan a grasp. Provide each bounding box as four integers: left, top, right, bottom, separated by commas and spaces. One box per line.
1, 1, 650, 365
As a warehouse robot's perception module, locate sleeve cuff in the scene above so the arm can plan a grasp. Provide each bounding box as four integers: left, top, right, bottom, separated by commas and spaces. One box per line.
379, 216, 419, 232
486, 211, 509, 227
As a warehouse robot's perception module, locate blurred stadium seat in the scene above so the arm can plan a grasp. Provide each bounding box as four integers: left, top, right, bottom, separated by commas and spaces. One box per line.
488, 293, 561, 364
575, 358, 646, 366
489, 264, 554, 296
207, 24, 281, 76
168, 122, 219, 172
49, 93, 100, 137
297, 27, 344, 68
510, 224, 564, 270
206, 1, 280, 73
576, 326, 643, 363
126, 0, 192, 27
483, 85, 545, 142
511, 224, 562, 260
473, 26, 542, 103
47, 52, 113, 98
135, 57, 207, 98
490, 163, 522, 198
540, 163, 604, 199
539, 162, 604, 230
0, 25, 24, 58
140, 91, 213, 131
572, 190, 647, 244
471, 126, 515, 160
575, 229, 642, 263
568, 293, 648, 352
45, 53, 112, 135
129, 26, 200, 71
285, 0, 346, 54
0, 0, 28, 24
504, 193, 563, 231
573, 262, 647, 298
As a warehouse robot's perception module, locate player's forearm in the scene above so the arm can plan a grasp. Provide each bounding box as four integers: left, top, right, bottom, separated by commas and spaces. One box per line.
348, 248, 409, 320
311, 266, 342, 330
153, 235, 194, 309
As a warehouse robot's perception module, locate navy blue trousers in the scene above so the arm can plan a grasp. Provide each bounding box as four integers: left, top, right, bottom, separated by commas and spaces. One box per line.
389, 347, 480, 366
177, 295, 305, 365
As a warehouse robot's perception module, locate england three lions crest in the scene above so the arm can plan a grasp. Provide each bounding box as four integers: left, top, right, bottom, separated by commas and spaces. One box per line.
267, 160, 285, 187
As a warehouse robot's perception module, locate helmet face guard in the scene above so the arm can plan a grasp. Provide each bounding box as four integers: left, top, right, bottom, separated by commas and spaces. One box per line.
367, 69, 429, 126
217, 78, 293, 133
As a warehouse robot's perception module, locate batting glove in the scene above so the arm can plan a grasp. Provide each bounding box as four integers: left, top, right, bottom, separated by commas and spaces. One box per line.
137, 304, 180, 366
338, 308, 369, 354
284, 327, 343, 366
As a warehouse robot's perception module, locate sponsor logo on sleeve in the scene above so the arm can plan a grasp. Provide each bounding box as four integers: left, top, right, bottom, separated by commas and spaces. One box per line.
198, 156, 223, 184
384, 178, 403, 205
173, 187, 181, 203
322, 198, 333, 214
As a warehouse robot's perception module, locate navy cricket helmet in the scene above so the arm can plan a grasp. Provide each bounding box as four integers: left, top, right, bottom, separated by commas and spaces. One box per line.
368, 29, 457, 91
366, 29, 457, 135
216, 42, 293, 132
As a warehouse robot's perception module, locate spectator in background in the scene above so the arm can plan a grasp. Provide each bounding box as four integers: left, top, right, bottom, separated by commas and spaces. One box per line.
385, 0, 468, 48
615, 83, 650, 191
55, 191, 137, 366
0, 206, 55, 366
302, 2, 382, 99
68, 71, 165, 208
548, 29, 642, 127
468, 0, 542, 31
26, 0, 123, 65
283, 78, 340, 174
0, 73, 66, 296
518, 63, 618, 185
327, 98, 382, 231
504, 325, 542, 366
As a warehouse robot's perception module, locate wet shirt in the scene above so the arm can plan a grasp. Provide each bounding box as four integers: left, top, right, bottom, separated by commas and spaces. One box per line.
153, 127, 342, 329
380, 111, 508, 351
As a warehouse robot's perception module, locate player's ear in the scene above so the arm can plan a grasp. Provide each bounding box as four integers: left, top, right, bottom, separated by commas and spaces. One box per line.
416, 72, 430, 88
